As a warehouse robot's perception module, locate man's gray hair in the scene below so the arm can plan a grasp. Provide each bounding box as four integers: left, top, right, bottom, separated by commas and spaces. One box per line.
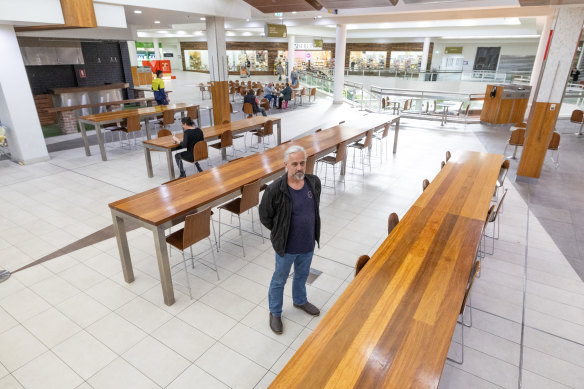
284, 145, 307, 162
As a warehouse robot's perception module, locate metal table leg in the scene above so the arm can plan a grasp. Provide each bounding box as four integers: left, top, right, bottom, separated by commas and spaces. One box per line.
277, 121, 281, 144
166, 150, 176, 180
393, 118, 400, 154
144, 119, 152, 140
576, 121, 584, 136
95, 124, 107, 161
79, 120, 91, 156
153, 226, 175, 306
145, 147, 154, 177
112, 213, 134, 283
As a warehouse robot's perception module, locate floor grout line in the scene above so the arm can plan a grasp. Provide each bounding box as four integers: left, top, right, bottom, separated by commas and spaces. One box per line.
517, 188, 531, 389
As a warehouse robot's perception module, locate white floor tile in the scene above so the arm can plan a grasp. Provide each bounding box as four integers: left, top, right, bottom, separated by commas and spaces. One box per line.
0, 307, 18, 335
254, 371, 277, 389
12, 351, 83, 389
85, 279, 137, 311
196, 343, 267, 389
167, 364, 229, 389
87, 357, 159, 389
29, 276, 80, 306
86, 312, 147, 355
241, 305, 304, 346
0, 326, 47, 372
151, 317, 215, 362
122, 336, 190, 387
220, 274, 268, 304
115, 296, 173, 333
439, 364, 502, 389
199, 286, 256, 321
0, 374, 25, 388
52, 331, 117, 380
522, 346, 584, 388
177, 301, 238, 340
22, 308, 81, 348
0, 288, 51, 323
56, 292, 111, 328
520, 370, 571, 389
220, 323, 287, 369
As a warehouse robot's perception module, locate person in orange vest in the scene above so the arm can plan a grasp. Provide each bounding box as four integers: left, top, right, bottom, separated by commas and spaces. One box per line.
152, 70, 169, 105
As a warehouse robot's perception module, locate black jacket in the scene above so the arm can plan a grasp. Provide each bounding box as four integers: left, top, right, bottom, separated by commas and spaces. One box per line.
179, 127, 204, 162
259, 173, 321, 256
243, 94, 260, 113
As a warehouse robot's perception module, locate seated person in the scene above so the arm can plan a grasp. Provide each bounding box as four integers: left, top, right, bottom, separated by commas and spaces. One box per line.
172, 117, 204, 178
243, 89, 267, 117
263, 83, 278, 107
278, 83, 293, 109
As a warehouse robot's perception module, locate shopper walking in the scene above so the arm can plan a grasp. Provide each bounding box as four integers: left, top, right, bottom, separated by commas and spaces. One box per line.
152, 70, 169, 105
277, 62, 284, 81
259, 145, 322, 334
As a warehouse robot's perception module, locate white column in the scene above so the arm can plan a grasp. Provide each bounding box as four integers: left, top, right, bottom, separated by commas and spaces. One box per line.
0, 24, 49, 164
419, 37, 431, 80
152, 38, 161, 60
527, 14, 553, 115
577, 41, 584, 69
333, 24, 347, 104
127, 41, 138, 67
206, 17, 228, 81
287, 35, 295, 80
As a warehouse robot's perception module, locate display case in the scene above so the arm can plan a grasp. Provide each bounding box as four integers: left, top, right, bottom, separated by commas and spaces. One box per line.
390, 51, 423, 71
226, 50, 268, 72
349, 51, 387, 70
184, 50, 209, 71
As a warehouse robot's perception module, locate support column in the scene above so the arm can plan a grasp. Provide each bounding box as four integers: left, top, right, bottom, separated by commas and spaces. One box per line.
287, 35, 295, 81
517, 7, 584, 180
0, 24, 49, 164
527, 14, 553, 116
127, 41, 138, 67
152, 38, 161, 60
420, 37, 431, 76
333, 24, 347, 104
206, 17, 230, 125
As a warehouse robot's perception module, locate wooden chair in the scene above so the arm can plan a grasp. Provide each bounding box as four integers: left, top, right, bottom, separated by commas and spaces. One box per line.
354, 255, 370, 277
305, 154, 316, 175
316, 141, 348, 195
252, 120, 274, 149
503, 128, 525, 159
181, 140, 212, 174
495, 160, 510, 201
441, 161, 446, 169
373, 123, 390, 161
422, 179, 430, 191
445, 150, 451, 162
570, 109, 583, 127
243, 102, 254, 119
260, 98, 270, 112
210, 129, 235, 158
447, 260, 480, 365
309, 87, 317, 103
483, 189, 508, 256
155, 109, 176, 129
186, 106, 199, 127
217, 179, 264, 257
229, 103, 239, 116
118, 114, 142, 148
348, 130, 373, 175
166, 208, 218, 298
388, 212, 399, 235
548, 131, 561, 168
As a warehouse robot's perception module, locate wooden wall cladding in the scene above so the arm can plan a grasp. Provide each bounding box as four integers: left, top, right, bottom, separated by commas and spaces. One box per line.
480, 84, 502, 124
517, 101, 560, 178
15, 0, 97, 32
33, 94, 57, 125
210, 81, 231, 125
496, 99, 514, 124
510, 98, 529, 123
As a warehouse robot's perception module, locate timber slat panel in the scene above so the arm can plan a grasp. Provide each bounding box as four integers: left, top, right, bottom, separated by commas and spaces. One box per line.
270, 150, 502, 389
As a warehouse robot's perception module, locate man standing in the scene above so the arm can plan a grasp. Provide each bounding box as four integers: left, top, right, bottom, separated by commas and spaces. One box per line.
571, 67, 580, 82
290, 66, 299, 87
277, 62, 284, 81
152, 70, 169, 105
259, 145, 321, 334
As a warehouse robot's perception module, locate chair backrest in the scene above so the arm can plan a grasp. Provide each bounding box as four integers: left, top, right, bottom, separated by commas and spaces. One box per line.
362, 130, 373, 148
489, 189, 508, 223
239, 179, 262, 213
310, 88, 316, 96
186, 106, 198, 120
355, 255, 370, 277
460, 260, 480, 314
315, 128, 322, 133
403, 100, 409, 110
570, 109, 584, 123
221, 130, 233, 148
182, 208, 212, 248
335, 141, 348, 163
445, 150, 451, 162
193, 140, 208, 162
441, 161, 445, 169
260, 120, 273, 136
301, 88, 306, 96
548, 131, 560, 150
157, 129, 172, 138
163, 109, 175, 125
230, 103, 234, 113
243, 102, 254, 117
306, 154, 316, 175
380, 123, 390, 139
508, 128, 525, 146
498, 160, 510, 185
291, 90, 296, 99
514, 122, 527, 128
126, 115, 141, 132
388, 212, 399, 235
422, 179, 430, 191
381, 98, 386, 109
260, 98, 270, 110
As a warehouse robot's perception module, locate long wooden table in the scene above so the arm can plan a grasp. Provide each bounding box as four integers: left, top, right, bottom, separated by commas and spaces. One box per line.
142, 116, 283, 179
78, 103, 199, 161
270, 150, 503, 389
109, 118, 393, 306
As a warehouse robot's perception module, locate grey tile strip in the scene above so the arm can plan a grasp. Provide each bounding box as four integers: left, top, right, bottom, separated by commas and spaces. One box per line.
518, 204, 530, 389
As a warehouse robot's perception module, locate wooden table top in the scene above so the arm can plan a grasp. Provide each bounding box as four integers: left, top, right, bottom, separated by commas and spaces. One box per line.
110, 121, 387, 226
79, 103, 194, 123
143, 116, 281, 149
270, 151, 503, 389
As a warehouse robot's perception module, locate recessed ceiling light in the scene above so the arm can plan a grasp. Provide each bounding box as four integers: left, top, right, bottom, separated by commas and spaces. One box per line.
134, 10, 142, 14
246, 19, 250, 22
177, 30, 186, 34
317, 15, 322, 18
154, 20, 160, 24
292, 11, 297, 14
279, 17, 283, 20
200, 17, 206, 21
157, 31, 167, 34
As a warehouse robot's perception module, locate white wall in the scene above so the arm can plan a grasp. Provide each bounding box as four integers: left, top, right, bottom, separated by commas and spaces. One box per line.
0, 0, 63, 25
430, 40, 539, 71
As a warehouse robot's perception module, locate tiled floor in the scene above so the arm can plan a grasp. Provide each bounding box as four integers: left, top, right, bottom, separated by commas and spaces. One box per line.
1, 71, 584, 388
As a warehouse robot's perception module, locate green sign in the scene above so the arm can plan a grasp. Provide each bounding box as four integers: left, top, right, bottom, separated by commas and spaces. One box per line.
136, 42, 162, 49
445, 46, 463, 54
313, 39, 323, 48
265, 23, 287, 38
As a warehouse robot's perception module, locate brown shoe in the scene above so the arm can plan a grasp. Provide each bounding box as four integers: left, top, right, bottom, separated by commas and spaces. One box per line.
293, 302, 320, 316
270, 313, 283, 334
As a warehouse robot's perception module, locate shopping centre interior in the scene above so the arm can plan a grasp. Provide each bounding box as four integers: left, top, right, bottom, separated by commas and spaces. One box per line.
1, 1, 584, 388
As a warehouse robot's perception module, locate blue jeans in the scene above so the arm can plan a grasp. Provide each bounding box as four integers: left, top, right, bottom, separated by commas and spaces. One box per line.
268, 251, 313, 317
265, 94, 277, 106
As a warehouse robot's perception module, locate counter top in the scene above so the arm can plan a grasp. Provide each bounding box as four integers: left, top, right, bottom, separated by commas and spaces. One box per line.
51, 83, 129, 94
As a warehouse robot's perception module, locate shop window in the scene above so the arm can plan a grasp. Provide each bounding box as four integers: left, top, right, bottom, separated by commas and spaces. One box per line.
184, 50, 208, 71
227, 50, 268, 72
390, 51, 423, 72
349, 51, 387, 70
277, 50, 332, 71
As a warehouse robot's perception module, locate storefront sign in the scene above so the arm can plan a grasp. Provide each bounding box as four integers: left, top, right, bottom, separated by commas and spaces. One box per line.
136, 42, 162, 49
313, 39, 323, 48
445, 47, 463, 54
306, 52, 311, 60
79, 69, 86, 78
265, 24, 287, 38
163, 53, 174, 58
294, 42, 322, 51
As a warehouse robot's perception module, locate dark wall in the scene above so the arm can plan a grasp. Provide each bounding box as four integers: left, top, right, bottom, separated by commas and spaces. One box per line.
26, 41, 133, 98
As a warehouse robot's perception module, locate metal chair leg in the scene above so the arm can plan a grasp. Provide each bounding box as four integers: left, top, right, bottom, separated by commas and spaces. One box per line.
181, 251, 193, 299
238, 214, 245, 257
208, 237, 219, 281
211, 215, 219, 252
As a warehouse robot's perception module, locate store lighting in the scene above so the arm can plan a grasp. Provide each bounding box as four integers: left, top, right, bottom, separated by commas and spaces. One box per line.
317, 15, 322, 18
242, 32, 252, 36
157, 31, 167, 34
154, 21, 160, 24
246, 19, 250, 22
177, 31, 186, 34
279, 17, 283, 20
440, 34, 540, 39
200, 17, 206, 21
134, 10, 142, 14
292, 11, 297, 14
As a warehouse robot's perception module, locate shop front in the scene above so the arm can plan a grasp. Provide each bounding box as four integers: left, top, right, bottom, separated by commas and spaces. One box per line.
277, 50, 332, 71
389, 51, 423, 72
226, 50, 268, 72
349, 51, 387, 70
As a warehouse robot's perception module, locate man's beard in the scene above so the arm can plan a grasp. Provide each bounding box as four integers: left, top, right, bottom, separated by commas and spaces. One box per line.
293, 172, 305, 180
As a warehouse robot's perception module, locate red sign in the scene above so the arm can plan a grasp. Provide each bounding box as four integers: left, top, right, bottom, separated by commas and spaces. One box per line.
79, 69, 86, 78
143, 60, 172, 74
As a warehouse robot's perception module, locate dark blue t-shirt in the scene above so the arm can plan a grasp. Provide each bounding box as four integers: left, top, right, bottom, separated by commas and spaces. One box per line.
285, 179, 316, 254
